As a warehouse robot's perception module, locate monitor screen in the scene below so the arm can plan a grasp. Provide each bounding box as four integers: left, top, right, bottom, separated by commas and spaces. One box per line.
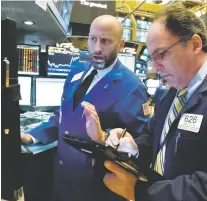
35, 78, 66, 107
70, 1, 115, 25
140, 48, 149, 61
47, 0, 74, 35
47, 47, 80, 76
136, 59, 148, 75
18, 76, 32, 105
17, 44, 40, 75
79, 50, 91, 62
118, 54, 135, 72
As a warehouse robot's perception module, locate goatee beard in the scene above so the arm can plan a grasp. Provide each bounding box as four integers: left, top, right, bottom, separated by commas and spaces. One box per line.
92, 61, 106, 70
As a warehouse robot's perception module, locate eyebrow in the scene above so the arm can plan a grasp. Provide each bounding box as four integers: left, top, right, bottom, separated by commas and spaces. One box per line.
149, 47, 166, 56
89, 34, 112, 41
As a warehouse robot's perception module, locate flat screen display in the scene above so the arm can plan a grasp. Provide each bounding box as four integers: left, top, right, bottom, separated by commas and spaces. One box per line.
140, 48, 149, 61
118, 53, 135, 72
18, 76, 32, 105
47, 0, 74, 35
70, 1, 115, 25
17, 44, 40, 75
47, 47, 80, 76
35, 78, 66, 107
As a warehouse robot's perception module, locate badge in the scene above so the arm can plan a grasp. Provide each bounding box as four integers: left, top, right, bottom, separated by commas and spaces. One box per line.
104, 84, 109, 89
142, 101, 150, 116
71, 71, 84, 82
178, 113, 203, 133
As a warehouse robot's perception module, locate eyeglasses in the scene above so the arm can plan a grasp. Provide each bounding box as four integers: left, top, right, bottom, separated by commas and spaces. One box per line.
147, 38, 184, 64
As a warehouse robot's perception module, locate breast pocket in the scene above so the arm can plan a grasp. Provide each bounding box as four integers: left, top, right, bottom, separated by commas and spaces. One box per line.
175, 132, 207, 171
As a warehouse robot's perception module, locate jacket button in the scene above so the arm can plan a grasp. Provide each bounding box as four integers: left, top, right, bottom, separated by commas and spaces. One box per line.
59, 160, 63, 165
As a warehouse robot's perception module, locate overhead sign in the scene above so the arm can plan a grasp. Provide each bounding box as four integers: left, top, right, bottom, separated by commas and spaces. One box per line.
70, 0, 115, 25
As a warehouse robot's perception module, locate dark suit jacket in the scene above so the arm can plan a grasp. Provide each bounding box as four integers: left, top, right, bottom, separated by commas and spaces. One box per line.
135, 75, 207, 201
29, 60, 149, 201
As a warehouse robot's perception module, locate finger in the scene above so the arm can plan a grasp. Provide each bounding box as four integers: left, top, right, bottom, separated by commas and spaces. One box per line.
104, 161, 129, 177
84, 107, 97, 117
85, 113, 97, 122
81, 101, 96, 110
110, 131, 120, 146
110, 128, 124, 138
106, 128, 124, 146
106, 136, 117, 148
117, 137, 138, 155
84, 108, 99, 121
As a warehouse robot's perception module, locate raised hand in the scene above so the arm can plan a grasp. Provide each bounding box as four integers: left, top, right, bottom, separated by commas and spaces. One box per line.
81, 101, 106, 142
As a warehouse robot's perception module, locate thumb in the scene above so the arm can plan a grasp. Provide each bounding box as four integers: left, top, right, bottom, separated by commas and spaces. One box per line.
104, 161, 128, 177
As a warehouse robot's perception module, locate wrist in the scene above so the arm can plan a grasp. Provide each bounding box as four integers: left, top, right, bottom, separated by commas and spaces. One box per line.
100, 131, 108, 143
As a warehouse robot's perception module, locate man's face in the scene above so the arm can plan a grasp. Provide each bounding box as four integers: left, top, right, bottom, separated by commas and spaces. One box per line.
146, 21, 196, 90
88, 23, 122, 70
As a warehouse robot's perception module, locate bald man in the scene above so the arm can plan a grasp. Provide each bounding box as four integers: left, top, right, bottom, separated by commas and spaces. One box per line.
21, 15, 149, 201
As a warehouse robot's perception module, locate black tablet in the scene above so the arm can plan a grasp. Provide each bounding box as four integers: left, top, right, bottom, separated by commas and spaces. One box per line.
63, 134, 165, 183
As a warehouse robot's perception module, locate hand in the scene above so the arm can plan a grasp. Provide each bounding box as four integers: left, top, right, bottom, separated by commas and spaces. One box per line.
81, 101, 106, 143
104, 160, 137, 200
21, 132, 33, 144
106, 128, 138, 156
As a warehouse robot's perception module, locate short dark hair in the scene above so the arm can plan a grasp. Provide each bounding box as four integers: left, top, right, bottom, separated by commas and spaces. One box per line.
154, 3, 207, 52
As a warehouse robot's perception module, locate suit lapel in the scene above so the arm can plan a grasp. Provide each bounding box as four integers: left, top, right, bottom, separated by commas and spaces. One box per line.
166, 76, 207, 144
71, 63, 92, 111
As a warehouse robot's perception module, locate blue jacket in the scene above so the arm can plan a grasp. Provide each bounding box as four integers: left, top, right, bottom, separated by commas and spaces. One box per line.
30, 60, 149, 201
135, 75, 207, 201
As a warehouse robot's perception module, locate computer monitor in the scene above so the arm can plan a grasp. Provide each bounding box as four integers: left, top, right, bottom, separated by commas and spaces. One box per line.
17, 44, 40, 75
79, 50, 91, 62
140, 48, 149, 61
47, 47, 80, 76
18, 76, 32, 106
35, 78, 66, 107
118, 53, 136, 72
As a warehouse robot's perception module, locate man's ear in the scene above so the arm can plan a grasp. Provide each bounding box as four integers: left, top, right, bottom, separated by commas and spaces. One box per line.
119, 40, 125, 52
192, 34, 203, 55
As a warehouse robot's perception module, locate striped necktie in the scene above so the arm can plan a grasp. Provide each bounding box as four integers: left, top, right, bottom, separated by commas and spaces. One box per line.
154, 88, 188, 175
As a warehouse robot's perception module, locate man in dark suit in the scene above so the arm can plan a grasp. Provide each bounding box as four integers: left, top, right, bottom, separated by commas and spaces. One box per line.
21, 15, 149, 201
101, 4, 207, 201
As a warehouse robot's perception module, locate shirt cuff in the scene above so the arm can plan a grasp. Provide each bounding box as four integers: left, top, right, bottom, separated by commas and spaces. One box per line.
28, 134, 40, 144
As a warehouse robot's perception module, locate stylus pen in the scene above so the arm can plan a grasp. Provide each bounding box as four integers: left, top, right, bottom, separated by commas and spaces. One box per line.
115, 128, 127, 150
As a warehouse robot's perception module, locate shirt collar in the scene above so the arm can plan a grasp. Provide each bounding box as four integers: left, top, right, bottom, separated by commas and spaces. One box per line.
186, 60, 207, 100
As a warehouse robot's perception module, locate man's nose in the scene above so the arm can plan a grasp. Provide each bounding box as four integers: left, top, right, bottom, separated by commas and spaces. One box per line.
95, 40, 102, 52
152, 61, 164, 73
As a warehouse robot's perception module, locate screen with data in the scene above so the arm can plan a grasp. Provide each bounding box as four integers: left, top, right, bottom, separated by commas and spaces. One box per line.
18, 76, 32, 105
118, 54, 135, 72
47, 47, 80, 76
140, 48, 149, 61
17, 44, 40, 75
35, 78, 66, 107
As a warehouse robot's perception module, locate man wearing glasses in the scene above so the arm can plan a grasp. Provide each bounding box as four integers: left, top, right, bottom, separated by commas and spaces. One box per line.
99, 3, 207, 201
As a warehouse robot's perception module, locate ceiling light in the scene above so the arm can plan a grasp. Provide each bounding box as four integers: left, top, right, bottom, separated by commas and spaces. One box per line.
23, 21, 34, 25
